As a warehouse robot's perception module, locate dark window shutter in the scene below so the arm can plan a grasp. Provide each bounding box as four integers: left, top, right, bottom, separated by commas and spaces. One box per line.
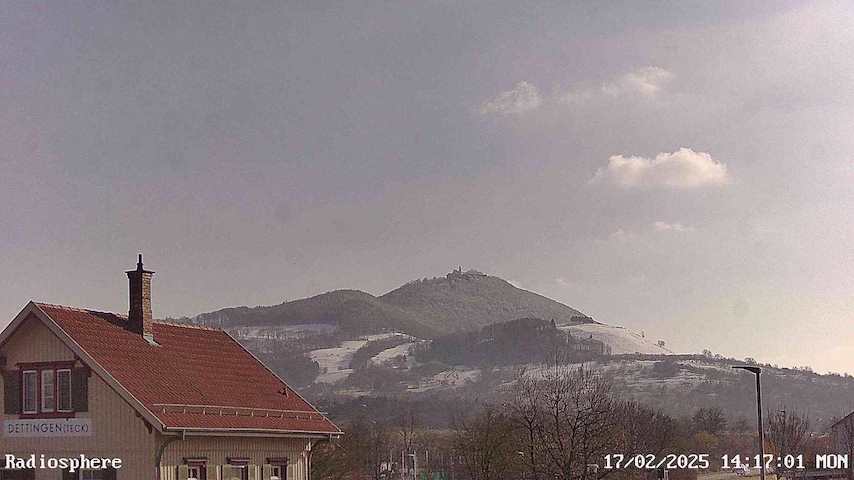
104, 467, 117, 480
71, 367, 89, 412
62, 469, 76, 480
2, 369, 20, 414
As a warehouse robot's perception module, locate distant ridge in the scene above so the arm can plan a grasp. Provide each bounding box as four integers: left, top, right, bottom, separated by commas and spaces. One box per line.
187, 269, 594, 337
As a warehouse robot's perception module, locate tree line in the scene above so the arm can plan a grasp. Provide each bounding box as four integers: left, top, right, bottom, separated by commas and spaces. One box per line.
313, 363, 825, 480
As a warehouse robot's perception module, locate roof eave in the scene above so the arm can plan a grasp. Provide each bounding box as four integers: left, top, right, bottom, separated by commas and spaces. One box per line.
163, 426, 343, 438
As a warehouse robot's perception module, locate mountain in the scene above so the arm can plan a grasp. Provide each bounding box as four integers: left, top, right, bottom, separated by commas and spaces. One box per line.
187, 269, 593, 337
181, 270, 853, 431
380, 269, 589, 333
191, 289, 439, 339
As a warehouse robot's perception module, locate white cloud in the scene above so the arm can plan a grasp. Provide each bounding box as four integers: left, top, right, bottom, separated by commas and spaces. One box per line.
562, 66, 674, 104
480, 81, 542, 115
653, 221, 695, 233
602, 66, 674, 97
592, 147, 730, 189
607, 222, 694, 242
608, 228, 637, 242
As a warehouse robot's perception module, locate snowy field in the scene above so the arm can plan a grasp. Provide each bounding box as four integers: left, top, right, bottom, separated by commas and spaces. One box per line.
562, 323, 672, 354
308, 333, 403, 383
370, 339, 419, 366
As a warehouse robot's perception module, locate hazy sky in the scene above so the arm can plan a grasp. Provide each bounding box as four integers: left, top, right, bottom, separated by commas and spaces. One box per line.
2, 1, 852, 373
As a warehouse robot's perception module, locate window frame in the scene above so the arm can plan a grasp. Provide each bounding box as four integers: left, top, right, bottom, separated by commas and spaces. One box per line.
184, 458, 207, 480
56, 368, 73, 412
270, 465, 282, 480
40, 369, 55, 413
267, 457, 288, 480
187, 465, 202, 480
17, 361, 76, 418
21, 370, 38, 414
226, 458, 249, 480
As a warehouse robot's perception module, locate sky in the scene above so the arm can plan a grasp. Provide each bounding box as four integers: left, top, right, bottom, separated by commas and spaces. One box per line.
1, 1, 852, 373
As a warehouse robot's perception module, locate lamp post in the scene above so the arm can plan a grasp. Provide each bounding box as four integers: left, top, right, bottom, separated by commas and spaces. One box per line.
733, 366, 765, 480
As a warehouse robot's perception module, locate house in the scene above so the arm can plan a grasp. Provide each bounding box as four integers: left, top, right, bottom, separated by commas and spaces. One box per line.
830, 411, 854, 457
565, 332, 612, 356
0, 256, 341, 480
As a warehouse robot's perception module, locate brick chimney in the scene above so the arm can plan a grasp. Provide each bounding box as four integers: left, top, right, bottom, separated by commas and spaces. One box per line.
126, 254, 155, 342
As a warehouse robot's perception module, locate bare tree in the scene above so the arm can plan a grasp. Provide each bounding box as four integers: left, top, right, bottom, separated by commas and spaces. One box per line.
366, 420, 394, 480
453, 406, 521, 480
396, 407, 419, 475
691, 407, 728, 436
767, 407, 810, 471
613, 399, 677, 460
507, 364, 677, 480
525, 364, 617, 480
311, 418, 392, 480
508, 368, 544, 480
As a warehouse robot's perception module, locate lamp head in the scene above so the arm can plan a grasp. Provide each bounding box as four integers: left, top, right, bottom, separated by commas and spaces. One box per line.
732, 365, 762, 374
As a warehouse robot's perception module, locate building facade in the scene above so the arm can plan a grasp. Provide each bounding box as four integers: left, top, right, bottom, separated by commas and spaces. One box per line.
0, 257, 341, 480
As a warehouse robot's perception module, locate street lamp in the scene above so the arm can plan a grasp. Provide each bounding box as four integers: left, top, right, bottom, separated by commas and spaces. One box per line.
733, 366, 766, 480
409, 453, 417, 479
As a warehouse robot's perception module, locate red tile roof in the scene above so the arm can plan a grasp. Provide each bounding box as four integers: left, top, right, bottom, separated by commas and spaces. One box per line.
35, 303, 340, 435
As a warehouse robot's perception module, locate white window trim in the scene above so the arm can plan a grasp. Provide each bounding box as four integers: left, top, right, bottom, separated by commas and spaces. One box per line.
188, 465, 201, 480
22, 370, 38, 414
56, 368, 72, 412
40, 369, 55, 413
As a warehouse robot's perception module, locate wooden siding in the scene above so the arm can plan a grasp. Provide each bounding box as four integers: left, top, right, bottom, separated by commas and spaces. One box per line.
159, 436, 312, 480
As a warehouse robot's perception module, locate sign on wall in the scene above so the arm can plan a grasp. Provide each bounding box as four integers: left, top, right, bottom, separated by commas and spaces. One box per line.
4, 418, 92, 437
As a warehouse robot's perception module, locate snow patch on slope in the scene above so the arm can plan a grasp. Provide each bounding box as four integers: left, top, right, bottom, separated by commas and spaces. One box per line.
562, 324, 672, 355
308, 333, 402, 383
371, 341, 418, 366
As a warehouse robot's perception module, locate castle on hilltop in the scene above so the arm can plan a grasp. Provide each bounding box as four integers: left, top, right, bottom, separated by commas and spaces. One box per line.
447, 266, 487, 281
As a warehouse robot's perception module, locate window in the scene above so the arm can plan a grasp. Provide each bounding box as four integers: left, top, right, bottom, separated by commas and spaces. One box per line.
17, 363, 76, 416
21, 371, 37, 414
266, 458, 287, 480
182, 458, 207, 480
41, 370, 55, 412
226, 459, 249, 480
57, 369, 72, 412
188, 466, 201, 480
224, 466, 247, 480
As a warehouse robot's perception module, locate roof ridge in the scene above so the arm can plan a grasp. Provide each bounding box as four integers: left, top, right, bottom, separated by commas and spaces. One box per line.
153, 320, 221, 331
35, 302, 220, 331
35, 302, 127, 318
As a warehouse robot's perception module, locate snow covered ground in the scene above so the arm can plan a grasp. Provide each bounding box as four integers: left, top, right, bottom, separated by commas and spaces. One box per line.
562, 323, 672, 354
308, 332, 405, 383
370, 340, 418, 366
309, 339, 369, 383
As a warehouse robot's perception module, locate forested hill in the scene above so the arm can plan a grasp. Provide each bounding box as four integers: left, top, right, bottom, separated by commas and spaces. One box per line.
380, 269, 590, 333
183, 269, 594, 337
